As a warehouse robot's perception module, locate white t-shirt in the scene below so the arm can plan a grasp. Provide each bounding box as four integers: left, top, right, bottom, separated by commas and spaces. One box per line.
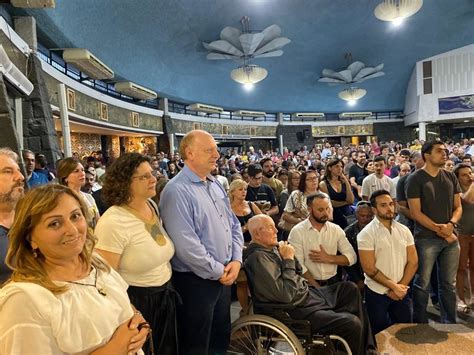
361, 173, 396, 200
288, 219, 357, 280
80, 191, 99, 227
0, 265, 142, 354
357, 217, 415, 294
95, 205, 174, 287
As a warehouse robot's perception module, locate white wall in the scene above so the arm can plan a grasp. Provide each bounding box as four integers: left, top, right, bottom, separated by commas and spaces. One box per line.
404, 44, 474, 126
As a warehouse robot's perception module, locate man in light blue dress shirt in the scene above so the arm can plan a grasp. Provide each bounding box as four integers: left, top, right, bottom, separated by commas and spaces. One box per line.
160, 130, 243, 355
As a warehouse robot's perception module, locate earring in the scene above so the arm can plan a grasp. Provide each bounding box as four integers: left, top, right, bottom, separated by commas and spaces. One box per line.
32, 248, 38, 258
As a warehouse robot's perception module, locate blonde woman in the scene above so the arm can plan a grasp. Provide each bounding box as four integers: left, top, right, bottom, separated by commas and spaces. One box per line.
228, 179, 261, 315
0, 184, 148, 354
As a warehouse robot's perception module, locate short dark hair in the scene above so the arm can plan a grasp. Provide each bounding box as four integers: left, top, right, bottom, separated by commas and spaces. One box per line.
373, 155, 386, 164
453, 163, 472, 178
421, 140, 445, 162
400, 149, 411, 157
306, 192, 329, 207
247, 163, 263, 177
369, 189, 392, 207
259, 157, 272, 167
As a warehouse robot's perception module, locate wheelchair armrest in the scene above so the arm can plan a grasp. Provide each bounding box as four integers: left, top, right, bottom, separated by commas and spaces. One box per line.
253, 301, 297, 313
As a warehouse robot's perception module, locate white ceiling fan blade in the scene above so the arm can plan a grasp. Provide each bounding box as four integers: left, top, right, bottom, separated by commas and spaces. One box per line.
318, 77, 346, 84
347, 61, 365, 77
207, 40, 244, 56
254, 50, 284, 58
356, 71, 385, 82
206, 53, 240, 60
321, 69, 348, 82
239, 33, 264, 55
353, 67, 377, 81
338, 69, 353, 82
220, 26, 242, 50
254, 37, 291, 55
260, 24, 282, 46
374, 63, 384, 71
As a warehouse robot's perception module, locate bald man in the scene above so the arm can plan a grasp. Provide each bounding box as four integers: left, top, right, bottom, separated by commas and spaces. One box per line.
160, 130, 244, 355
244, 214, 376, 355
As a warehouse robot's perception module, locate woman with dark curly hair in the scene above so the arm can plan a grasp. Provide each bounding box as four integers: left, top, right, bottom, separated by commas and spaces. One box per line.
94, 153, 177, 354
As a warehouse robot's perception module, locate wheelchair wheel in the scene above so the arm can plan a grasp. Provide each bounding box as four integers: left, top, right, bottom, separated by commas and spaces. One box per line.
228, 314, 305, 355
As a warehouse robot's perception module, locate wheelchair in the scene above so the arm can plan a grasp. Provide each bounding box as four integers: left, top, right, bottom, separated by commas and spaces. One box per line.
228, 270, 352, 354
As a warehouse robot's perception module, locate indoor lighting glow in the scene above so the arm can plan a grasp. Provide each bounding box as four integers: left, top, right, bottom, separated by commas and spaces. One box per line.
338, 87, 367, 103
243, 83, 254, 91
231, 64, 268, 86
374, 0, 423, 24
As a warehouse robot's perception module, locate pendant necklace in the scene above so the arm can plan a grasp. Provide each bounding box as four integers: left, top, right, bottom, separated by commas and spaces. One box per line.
65, 267, 107, 296
123, 203, 167, 246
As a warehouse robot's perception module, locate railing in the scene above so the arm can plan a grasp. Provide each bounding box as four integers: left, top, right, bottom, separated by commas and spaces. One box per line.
37, 44, 404, 123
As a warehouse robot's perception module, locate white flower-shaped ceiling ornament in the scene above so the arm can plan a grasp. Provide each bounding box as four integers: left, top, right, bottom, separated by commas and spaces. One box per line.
203, 17, 291, 87
318, 61, 385, 86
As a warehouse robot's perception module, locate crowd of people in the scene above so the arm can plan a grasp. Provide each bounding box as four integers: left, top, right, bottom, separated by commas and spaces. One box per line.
0, 134, 472, 354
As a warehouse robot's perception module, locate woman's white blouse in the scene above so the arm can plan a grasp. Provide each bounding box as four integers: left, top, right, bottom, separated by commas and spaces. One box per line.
0, 266, 142, 354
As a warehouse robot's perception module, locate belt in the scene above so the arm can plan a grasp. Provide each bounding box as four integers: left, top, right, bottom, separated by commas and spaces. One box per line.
315, 275, 340, 286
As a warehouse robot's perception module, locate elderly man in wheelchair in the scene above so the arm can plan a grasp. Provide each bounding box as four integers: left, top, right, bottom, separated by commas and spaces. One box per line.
228, 214, 376, 355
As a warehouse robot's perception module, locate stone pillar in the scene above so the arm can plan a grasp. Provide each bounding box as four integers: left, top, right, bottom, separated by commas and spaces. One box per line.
418, 121, 427, 141
163, 97, 169, 116
0, 76, 22, 153
14, 16, 37, 53
22, 55, 62, 165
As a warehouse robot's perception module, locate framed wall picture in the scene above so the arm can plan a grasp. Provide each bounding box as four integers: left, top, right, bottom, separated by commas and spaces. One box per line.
66, 88, 76, 111
130, 112, 140, 127
222, 125, 229, 135
193, 122, 202, 130
249, 127, 257, 136
99, 102, 108, 121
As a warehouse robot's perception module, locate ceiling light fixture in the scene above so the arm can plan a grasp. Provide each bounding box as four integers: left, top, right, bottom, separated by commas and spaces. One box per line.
230, 64, 268, 86
204, 16, 290, 87
374, 0, 423, 23
338, 87, 367, 103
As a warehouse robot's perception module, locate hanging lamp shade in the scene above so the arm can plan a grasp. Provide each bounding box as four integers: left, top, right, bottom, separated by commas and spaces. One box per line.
374, 0, 423, 22
338, 87, 367, 101
230, 64, 268, 85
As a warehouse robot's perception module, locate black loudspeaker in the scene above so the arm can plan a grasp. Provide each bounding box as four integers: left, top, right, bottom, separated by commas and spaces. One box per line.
296, 131, 304, 143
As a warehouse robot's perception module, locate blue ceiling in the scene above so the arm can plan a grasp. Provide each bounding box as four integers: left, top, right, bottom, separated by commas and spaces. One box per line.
11, 0, 474, 113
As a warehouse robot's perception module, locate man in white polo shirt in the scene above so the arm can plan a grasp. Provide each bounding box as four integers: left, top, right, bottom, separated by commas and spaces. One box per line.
358, 189, 418, 334
361, 155, 396, 202
289, 192, 357, 287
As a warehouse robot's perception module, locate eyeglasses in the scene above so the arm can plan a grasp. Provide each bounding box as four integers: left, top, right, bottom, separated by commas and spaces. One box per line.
132, 173, 155, 181
305, 177, 318, 181
356, 201, 372, 207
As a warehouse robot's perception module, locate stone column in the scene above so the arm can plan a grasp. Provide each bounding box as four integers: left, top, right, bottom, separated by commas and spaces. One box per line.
418, 121, 427, 141
0, 76, 22, 153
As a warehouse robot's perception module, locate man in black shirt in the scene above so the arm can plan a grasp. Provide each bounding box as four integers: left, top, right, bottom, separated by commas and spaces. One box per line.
245, 163, 278, 217
0, 148, 25, 283
349, 151, 367, 198
406, 141, 462, 324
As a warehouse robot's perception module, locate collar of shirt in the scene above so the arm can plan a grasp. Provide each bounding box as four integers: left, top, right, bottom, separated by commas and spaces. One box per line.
303, 218, 328, 233
182, 165, 216, 184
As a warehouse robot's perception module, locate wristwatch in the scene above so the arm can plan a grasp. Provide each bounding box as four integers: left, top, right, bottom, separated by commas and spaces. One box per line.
448, 220, 458, 228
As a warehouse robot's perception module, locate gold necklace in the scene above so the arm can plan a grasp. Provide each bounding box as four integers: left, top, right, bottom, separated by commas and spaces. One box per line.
123, 203, 167, 247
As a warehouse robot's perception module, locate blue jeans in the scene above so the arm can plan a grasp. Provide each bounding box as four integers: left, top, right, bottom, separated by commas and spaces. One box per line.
413, 237, 460, 323
365, 286, 413, 334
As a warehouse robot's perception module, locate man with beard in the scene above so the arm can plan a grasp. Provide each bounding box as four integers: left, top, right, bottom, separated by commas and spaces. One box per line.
349, 150, 368, 198
358, 190, 418, 334
344, 201, 374, 290
288, 193, 356, 287
406, 140, 462, 324
361, 156, 396, 203
22, 149, 48, 189
260, 157, 284, 202
0, 148, 25, 282
244, 214, 376, 355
